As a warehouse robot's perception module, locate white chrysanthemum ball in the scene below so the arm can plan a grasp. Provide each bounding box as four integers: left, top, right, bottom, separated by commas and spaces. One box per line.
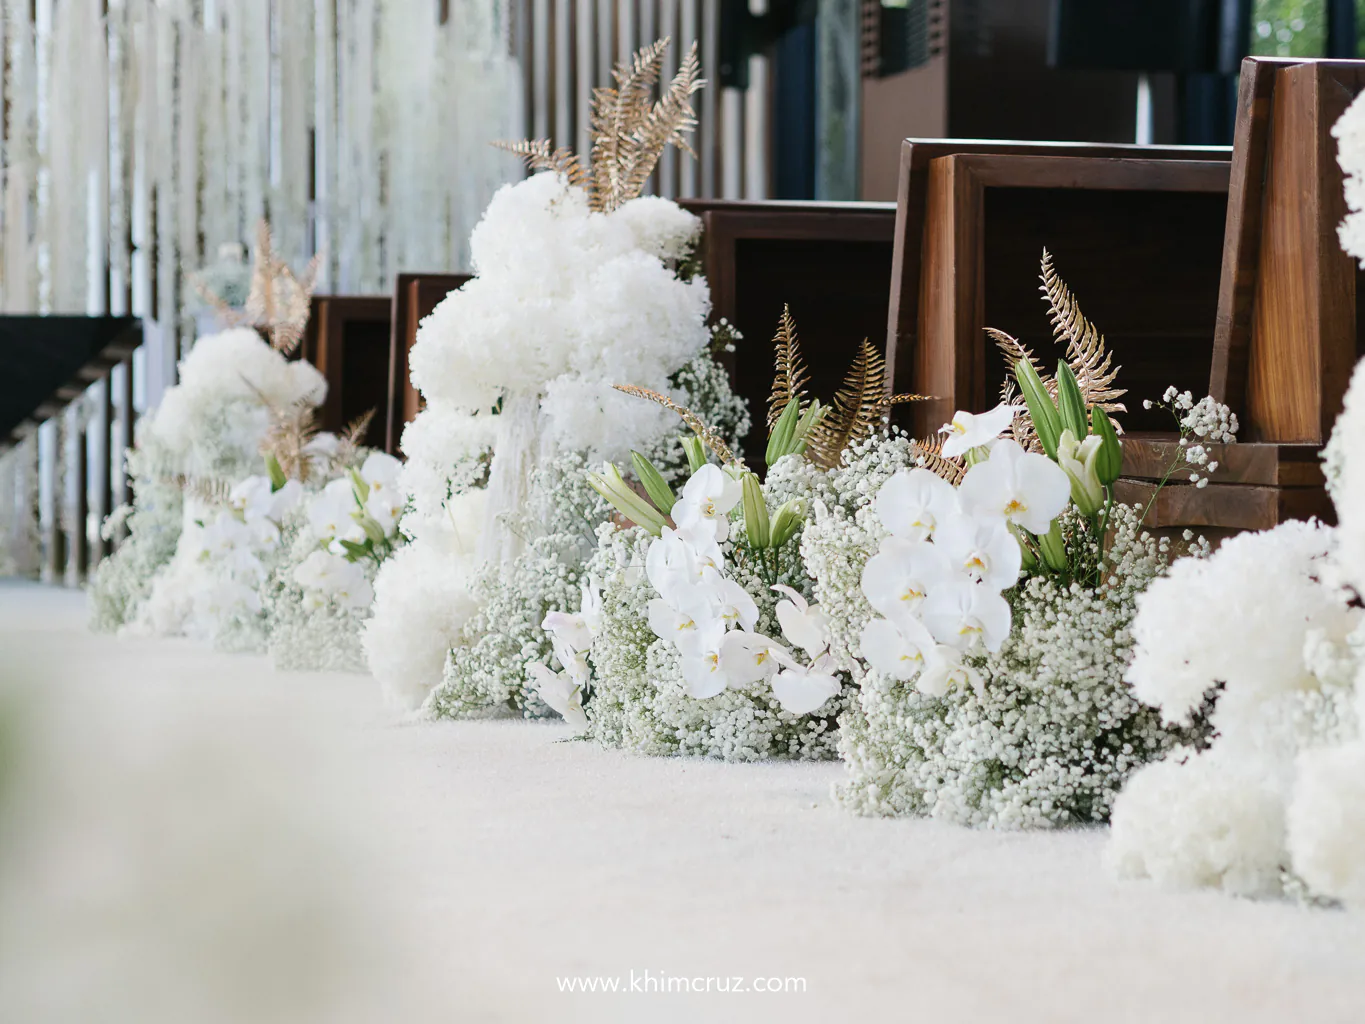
1125, 520, 1348, 723
363, 489, 487, 708
1324, 358, 1365, 591
1333, 89, 1365, 264
539, 376, 673, 464
613, 194, 702, 261
397, 404, 496, 524
1107, 754, 1288, 897
1287, 741, 1365, 906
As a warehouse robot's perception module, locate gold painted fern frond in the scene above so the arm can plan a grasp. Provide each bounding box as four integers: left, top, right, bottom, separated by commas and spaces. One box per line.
498, 38, 704, 214
1039, 248, 1126, 414
806, 340, 890, 469
613, 384, 740, 467
493, 139, 590, 188
911, 436, 965, 486
767, 305, 810, 431
171, 474, 234, 506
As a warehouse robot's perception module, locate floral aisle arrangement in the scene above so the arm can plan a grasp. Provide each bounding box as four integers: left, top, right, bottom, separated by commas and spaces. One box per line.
530, 311, 919, 761
261, 444, 408, 672
365, 38, 749, 713
800, 253, 1226, 827
88, 327, 326, 635
90, 224, 327, 644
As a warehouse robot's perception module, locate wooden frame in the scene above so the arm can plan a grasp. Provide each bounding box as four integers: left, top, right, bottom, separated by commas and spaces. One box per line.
1211, 57, 1365, 445
680, 199, 897, 465
904, 152, 1230, 437
386, 272, 470, 454
301, 295, 392, 450
886, 139, 1233, 419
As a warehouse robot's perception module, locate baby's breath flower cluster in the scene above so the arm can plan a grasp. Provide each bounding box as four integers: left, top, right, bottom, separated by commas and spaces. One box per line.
1142, 389, 1239, 488
834, 503, 1201, 827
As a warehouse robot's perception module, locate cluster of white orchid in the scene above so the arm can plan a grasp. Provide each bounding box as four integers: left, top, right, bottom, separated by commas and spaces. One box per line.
858, 405, 1074, 696
188, 472, 305, 621
290, 452, 405, 611
529, 576, 605, 730
641, 464, 839, 714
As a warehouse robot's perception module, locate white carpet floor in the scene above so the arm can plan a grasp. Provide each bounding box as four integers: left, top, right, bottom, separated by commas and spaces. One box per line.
1, 580, 1363, 1024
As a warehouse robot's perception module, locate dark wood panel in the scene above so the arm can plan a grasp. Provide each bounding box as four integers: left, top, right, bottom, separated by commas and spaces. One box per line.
305, 295, 392, 449
681, 200, 897, 468
386, 273, 470, 454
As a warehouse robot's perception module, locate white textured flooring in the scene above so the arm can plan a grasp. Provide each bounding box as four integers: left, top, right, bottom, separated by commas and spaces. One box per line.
1, 579, 1363, 1024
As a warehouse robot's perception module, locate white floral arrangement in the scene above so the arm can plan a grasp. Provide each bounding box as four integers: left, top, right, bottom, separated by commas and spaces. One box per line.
262, 451, 407, 673
1107, 360, 1365, 907
364, 39, 752, 714
801, 254, 1228, 826
90, 327, 327, 636
527, 313, 918, 761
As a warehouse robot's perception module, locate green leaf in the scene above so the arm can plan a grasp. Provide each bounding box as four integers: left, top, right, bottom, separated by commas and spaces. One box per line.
741, 472, 770, 549
765, 397, 802, 467
1014, 359, 1061, 459
680, 435, 707, 475
1055, 361, 1089, 441
630, 451, 677, 515
339, 539, 369, 562
1091, 405, 1123, 485
264, 453, 287, 492
348, 467, 370, 505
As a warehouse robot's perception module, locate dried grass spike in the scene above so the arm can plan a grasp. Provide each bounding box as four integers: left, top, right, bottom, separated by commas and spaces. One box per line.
613, 384, 739, 466
767, 305, 810, 431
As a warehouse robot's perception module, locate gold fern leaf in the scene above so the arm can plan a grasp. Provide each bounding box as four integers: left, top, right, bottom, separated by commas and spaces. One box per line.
911, 436, 965, 486
806, 339, 890, 469
171, 474, 235, 506
613, 383, 740, 467
987, 327, 1048, 386
493, 139, 590, 188
498, 39, 704, 214
1039, 249, 1127, 414
767, 305, 810, 431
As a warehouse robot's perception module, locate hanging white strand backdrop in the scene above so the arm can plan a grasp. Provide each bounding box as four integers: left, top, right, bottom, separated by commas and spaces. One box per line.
0, 0, 523, 576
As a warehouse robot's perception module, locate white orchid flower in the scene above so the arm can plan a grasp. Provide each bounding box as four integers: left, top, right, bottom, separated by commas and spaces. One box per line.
680, 647, 728, 699
711, 577, 760, 631
939, 403, 1017, 458
771, 584, 830, 659
201, 511, 254, 557
860, 538, 953, 625
308, 478, 361, 542
551, 634, 592, 687
717, 630, 788, 688
580, 576, 604, 637
672, 518, 726, 574
332, 572, 375, 610
933, 516, 1023, 592
359, 451, 402, 497
916, 644, 982, 698
874, 468, 961, 542
365, 487, 405, 537
771, 653, 842, 715
228, 475, 275, 521
957, 438, 1071, 536
542, 609, 594, 654
674, 463, 742, 542
269, 478, 303, 520
527, 663, 589, 730
293, 549, 349, 591
858, 615, 937, 682
647, 598, 725, 657
921, 580, 1012, 653
645, 528, 700, 602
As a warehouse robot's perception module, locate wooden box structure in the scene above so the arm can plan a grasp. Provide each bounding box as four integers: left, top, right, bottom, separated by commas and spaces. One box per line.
300, 296, 392, 451
884, 140, 1233, 441
386, 272, 470, 454
1118, 57, 1365, 531
680, 199, 897, 466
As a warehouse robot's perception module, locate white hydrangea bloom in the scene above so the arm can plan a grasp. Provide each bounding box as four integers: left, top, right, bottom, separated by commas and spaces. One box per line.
1333, 89, 1365, 265
1287, 740, 1365, 907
